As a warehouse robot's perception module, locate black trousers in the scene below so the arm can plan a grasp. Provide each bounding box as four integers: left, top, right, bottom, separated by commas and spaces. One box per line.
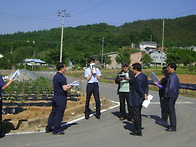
119, 92, 133, 119
168, 98, 177, 129
85, 83, 100, 116
132, 105, 142, 133
160, 97, 169, 122
46, 96, 67, 133
0, 100, 2, 133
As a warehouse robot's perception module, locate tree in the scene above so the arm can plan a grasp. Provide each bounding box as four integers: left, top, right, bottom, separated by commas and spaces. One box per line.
115, 50, 131, 64
142, 54, 153, 67
166, 48, 196, 66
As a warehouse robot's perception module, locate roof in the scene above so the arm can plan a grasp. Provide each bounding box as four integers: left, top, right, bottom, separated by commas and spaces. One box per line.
139, 41, 157, 45
24, 59, 45, 64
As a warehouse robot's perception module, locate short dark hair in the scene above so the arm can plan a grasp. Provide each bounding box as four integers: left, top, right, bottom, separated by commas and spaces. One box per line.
162, 67, 169, 77
88, 57, 95, 63
56, 62, 65, 71
122, 62, 129, 68
168, 63, 177, 70
132, 63, 142, 71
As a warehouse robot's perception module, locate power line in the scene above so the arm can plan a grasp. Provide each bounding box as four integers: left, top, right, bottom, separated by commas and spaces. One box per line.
167, 9, 196, 19
70, 0, 111, 16
89, 0, 135, 20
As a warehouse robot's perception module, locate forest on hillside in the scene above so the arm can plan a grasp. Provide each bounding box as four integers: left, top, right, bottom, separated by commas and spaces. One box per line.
0, 15, 195, 69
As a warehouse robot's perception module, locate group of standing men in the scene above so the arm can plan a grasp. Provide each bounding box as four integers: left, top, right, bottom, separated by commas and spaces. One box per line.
155, 63, 180, 132
115, 62, 180, 136
0, 57, 179, 137
115, 62, 148, 136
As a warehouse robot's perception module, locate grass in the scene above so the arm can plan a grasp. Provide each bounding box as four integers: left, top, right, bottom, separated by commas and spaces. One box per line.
66, 67, 196, 98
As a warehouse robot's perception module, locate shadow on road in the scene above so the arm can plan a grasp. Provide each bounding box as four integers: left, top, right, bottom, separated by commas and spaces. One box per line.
142, 114, 169, 128
61, 122, 78, 131
123, 121, 134, 133
112, 111, 135, 133
111, 111, 121, 119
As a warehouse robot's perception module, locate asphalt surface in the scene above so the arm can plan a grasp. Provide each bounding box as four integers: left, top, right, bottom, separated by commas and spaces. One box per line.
1, 73, 196, 147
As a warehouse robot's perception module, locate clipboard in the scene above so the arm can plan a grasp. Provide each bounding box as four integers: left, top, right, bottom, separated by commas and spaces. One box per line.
118, 74, 126, 80
149, 72, 159, 83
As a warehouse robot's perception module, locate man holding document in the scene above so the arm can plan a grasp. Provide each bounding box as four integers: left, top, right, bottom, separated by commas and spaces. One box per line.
84, 57, 101, 119
0, 69, 19, 137
115, 62, 135, 121
46, 62, 72, 135
129, 63, 148, 136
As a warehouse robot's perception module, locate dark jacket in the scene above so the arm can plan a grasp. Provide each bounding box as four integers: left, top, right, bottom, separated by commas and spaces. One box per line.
129, 73, 148, 107
158, 76, 168, 98
115, 69, 135, 95
165, 72, 180, 99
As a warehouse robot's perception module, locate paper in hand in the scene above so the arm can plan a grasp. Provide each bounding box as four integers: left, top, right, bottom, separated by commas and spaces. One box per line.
142, 95, 153, 108
69, 81, 79, 86
10, 69, 20, 80
142, 99, 150, 108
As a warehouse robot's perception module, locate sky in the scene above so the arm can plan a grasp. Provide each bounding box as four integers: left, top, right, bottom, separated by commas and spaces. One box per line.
0, 0, 196, 34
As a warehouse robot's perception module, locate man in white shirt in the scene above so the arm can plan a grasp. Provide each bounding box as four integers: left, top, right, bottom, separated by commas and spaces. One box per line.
84, 57, 101, 119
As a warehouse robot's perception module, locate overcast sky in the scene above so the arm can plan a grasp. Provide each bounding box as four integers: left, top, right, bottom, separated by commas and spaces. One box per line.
0, 0, 196, 34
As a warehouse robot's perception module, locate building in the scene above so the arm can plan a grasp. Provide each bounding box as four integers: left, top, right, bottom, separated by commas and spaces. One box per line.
24, 59, 46, 66
104, 52, 121, 69
144, 47, 156, 54
149, 50, 167, 66
139, 41, 157, 51
130, 52, 142, 66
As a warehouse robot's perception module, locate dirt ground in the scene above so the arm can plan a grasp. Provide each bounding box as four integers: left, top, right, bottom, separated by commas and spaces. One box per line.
157, 74, 196, 84
2, 94, 117, 133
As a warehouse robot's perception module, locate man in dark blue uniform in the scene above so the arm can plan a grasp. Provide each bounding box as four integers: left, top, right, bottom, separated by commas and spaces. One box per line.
0, 76, 14, 138
165, 63, 180, 132
46, 62, 72, 135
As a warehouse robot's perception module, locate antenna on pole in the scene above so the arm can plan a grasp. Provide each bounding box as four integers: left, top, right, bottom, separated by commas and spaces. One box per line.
58, 6, 70, 62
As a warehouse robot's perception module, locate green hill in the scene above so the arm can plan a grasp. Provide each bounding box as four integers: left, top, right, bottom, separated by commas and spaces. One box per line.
0, 15, 195, 69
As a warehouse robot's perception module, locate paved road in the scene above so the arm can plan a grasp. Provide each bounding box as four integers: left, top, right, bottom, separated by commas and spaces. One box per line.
1, 73, 196, 147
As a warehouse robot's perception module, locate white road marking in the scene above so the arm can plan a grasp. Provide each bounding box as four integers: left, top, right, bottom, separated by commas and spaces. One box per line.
6, 100, 120, 136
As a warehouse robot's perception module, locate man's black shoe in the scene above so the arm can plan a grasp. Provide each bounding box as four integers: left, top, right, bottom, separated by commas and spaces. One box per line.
0, 133, 5, 138
85, 114, 90, 119
52, 131, 65, 135
165, 128, 176, 132
45, 129, 53, 133
130, 132, 142, 136
95, 115, 100, 119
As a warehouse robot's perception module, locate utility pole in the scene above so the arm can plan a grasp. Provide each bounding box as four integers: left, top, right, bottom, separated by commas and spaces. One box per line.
161, 19, 165, 68
101, 37, 104, 68
150, 35, 152, 42
32, 41, 35, 71
58, 8, 69, 62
